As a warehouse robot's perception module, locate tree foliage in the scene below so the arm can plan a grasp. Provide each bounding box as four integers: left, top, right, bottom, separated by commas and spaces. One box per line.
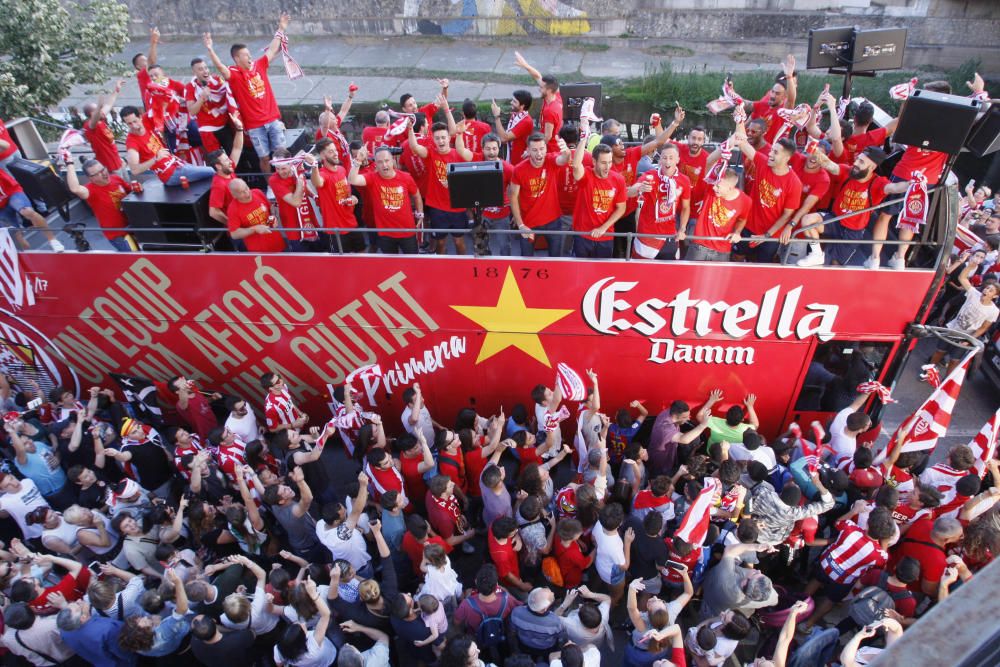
0, 0, 130, 117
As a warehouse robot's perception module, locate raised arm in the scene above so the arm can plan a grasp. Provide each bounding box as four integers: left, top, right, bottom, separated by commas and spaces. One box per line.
773, 601, 809, 667
202, 33, 230, 80
572, 135, 587, 181
407, 122, 428, 159
346, 471, 369, 530
640, 106, 684, 157
147, 27, 160, 67
454, 121, 474, 162
513, 51, 543, 85
265, 13, 291, 63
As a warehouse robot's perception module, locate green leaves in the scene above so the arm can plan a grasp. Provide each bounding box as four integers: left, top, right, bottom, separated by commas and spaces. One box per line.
0, 0, 129, 117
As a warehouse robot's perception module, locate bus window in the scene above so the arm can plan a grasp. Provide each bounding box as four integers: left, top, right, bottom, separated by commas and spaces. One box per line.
795, 341, 893, 413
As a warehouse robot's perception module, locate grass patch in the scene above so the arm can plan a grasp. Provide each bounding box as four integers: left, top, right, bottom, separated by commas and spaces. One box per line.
642, 44, 695, 58
564, 40, 611, 53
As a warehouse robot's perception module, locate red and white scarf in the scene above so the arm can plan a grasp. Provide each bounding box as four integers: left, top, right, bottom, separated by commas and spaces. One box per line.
386, 113, 415, 138
857, 381, 897, 404
773, 104, 812, 142
704, 138, 732, 186
655, 170, 678, 222
898, 170, 929, 230
789, 421, 830, 473
706, 77, 744, 115
58, 128, 87, 163
544, 405, 571, 432
430, 492, 463, 524
188, 75, 238, 132
273, 30, 304, 80
890, 77, 919, 101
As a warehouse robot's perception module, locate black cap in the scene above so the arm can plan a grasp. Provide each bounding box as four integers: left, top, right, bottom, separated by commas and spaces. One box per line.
861, 146, 888, 166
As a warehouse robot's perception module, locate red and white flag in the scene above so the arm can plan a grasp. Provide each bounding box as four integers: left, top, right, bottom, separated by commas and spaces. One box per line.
968, 408, 1000, 477
890, 77, 918, 101
675, 482, 715, 546
706, 77, 745, 115
274, 31, 304, 80
556, 363, 586, 401
898, 171, 930, 230
895, 348, 976, 453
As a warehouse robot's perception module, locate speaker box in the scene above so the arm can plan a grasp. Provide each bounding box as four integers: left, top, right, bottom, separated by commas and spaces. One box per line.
893, 89, 982, 155
560, 83, 603, 122
966, 104, 1000, 157
119, 179, 227, 251
7, 158, 73, 220
447, 161, 503, 209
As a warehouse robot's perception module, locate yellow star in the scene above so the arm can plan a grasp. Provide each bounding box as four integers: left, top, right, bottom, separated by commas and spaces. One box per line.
451, 268, 573, 367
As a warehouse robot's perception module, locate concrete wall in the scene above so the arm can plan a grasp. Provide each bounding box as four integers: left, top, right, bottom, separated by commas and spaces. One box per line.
122, 0, 1000, 72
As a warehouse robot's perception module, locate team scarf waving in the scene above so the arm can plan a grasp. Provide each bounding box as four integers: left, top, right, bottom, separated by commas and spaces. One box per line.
920, 364, 941, 388
898, 171, 930, 230
890, 77, 919, 101
556, 363, 586, 401
895, 348, 976, 453
57, 128, 87, 163
385, 112, 416, 138
145, 79, 182, 134
269, 152, 312, 170
773, 104, 813, 142
967, 408, 1000, 478
856, 381, 897, 404
789, 421, 829, 473
273, 30, 304, 80
704, 138, 733, 186
706, 77, 744, 115
544, 405, 571, 432
188, 75, 238, 132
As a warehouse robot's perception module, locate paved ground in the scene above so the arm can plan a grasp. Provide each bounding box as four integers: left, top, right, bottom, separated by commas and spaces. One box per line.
57, 35, 784, 110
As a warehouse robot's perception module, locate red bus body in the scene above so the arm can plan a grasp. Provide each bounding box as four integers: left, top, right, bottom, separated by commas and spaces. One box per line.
0, 252, 934, 436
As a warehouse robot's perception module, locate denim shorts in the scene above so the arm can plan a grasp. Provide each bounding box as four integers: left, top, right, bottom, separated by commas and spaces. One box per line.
428, 207, 469, 239
0, 192, 31, 227
247, 120, 286, 158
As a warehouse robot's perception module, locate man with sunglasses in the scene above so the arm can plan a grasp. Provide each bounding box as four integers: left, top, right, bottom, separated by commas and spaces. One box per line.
224, 396, 261, 444
260, 372, 307, 434
65, 158, 135, 252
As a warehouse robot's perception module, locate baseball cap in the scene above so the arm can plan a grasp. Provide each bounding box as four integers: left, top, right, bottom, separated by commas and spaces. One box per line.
861, 146, 888, 166
599, 134, 622, 148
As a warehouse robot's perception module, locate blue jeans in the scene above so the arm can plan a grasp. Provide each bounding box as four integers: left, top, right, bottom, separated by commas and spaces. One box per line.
519, 218, 562, 257
573, 235, 613, 258
788, 627, 840, 667
108, 236, 135, 252
486, 216, 517, 256
165, 164, 215, 187
247, 120, 286, 158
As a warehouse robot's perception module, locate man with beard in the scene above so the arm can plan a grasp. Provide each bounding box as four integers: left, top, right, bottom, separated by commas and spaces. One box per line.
490, 91, 534, 164
479, 133, 516, 256
514, 52, 562, 152
707, 118, 771, 196
796, 146, 909, 267
348, 145, 423, 254
206, 127, 245, 227
312, 137, 364, 252
571, 142, 627, 258
746, 55, 798, 144
510, 133, 571, 257
676, 125, 709, 211
632, 143, 691, 260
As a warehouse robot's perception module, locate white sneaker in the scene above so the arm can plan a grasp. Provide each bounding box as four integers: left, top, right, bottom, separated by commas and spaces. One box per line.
863, 255, 880, 270
797, 250, 825, 267
887, 255, 905, 270
48, 239, 65, 253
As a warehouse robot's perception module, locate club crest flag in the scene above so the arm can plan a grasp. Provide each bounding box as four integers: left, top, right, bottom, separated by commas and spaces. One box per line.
895, 349, 975, 453
556, 363, 586, 401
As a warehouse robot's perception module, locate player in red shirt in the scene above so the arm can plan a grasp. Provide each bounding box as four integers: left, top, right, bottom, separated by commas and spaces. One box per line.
397, 79, 447, 132
479, 134, 516, 256
460, 100, 492, 158
130, 27, 159, 108
0, 169, 63, 251
269, 148, 323, 252
225, 179, 286, 253
311, 137, 364, 253
732, 135, 802, 263
407, 119, 473, 254
788, 142, 832, 236
797, 146, 908, 267
571, 142, 626, 258
203, 15, 290, 173
185, 56, 238, 154
676, 125, 710, 212
510, 133, 571, 257
686, 168, 752, 261
362, 110, 391, 156
747, 55, 798, 145
348, 145, 423, 254
514, 51, 563, 153
206, 126, 246, 228
633, 143, 692, 260
122, 106, 214, 187
81, 80, 125, 174
64, 158, 135, 252
490, 90, 534, 164
314, 91, 356, 168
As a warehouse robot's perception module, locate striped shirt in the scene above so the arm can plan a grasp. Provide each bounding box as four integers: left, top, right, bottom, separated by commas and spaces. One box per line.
820, 520, 887, 585
264, 388, 302, 431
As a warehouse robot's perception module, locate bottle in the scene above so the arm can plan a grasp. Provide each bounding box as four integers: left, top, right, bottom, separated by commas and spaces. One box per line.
180, 175, 190, 189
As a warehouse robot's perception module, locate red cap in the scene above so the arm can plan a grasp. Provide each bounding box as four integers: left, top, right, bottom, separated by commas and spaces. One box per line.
849, 468, 884, 489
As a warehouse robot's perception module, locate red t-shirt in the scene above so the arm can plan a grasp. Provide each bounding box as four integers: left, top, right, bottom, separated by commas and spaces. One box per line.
426, 492, 460, 539
506, 113, 534, 164
314, 125, 351, 169
226, 189, 286, 252
209, 172, 235, 214
893, 146, 948, 185
838, 127, 888, 166
830, 170, 888, 230
438, 448, 468, 495
400, 137, 429, 189
573, 169, 627, 241
85, 176, 130, 240
746, 152, 802, 235
693, 191, 752, 253
184, 78, 231, 132
751, 95, 784, 144
136, 69, 152, 108
0, 169, 22, 209
227, 56, 280, 129
612, 146, 643, 214
483, 160, 514, 220
663, 538, 701, 584
269, 172, 320, 242
636, 169, 692, 236
0, 119, 17, 161
424, 147, 464, 212
557, 152, 592, 215
512, 153, 562, 228
399, 453, 429, 503
314, 165, 357, 231
554, 538, 590, 588
464, 447, 487, 498
890, 518, 948, 589
741, 141, 771, 195
31, 568, 91, 615
402, 533, 452, 575
174, 387, 218, 439
791, 155, 831, 210
488, 530, 521, 582
83, 119, 122, 171
125, 117, 182, 183
365, 170, 419, 237
541, 93, 563, 153
462, 120, 492, 156
362, 126, 388, 155
677, 143, 709, 190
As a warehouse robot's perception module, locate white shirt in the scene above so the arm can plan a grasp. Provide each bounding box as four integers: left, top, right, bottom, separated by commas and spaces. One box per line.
947, 287, 999, 335
592, 527, 625, 584
2, 615, 75, 666
221, 583, 281, 634
0, 479, 49, 539
401, 405, 435, 446
274, 633, 337, 667
316, 519, 371, 571
550, 645, 600, 667
728, 443, 777, 469
225, 410, 261, 445
829, 408, 856, 463
535, 403, 563, 449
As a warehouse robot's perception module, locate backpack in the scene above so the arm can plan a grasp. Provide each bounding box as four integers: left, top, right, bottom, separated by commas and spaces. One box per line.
849, 572, 913, 626
469, 592, 509, 649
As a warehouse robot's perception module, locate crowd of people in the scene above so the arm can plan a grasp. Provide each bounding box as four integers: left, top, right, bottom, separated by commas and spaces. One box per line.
0, 359, 997, 667
0, 14, 993, 264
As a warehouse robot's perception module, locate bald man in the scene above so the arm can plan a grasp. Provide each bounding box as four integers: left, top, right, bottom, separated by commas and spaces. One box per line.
225, 179, 285, 252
